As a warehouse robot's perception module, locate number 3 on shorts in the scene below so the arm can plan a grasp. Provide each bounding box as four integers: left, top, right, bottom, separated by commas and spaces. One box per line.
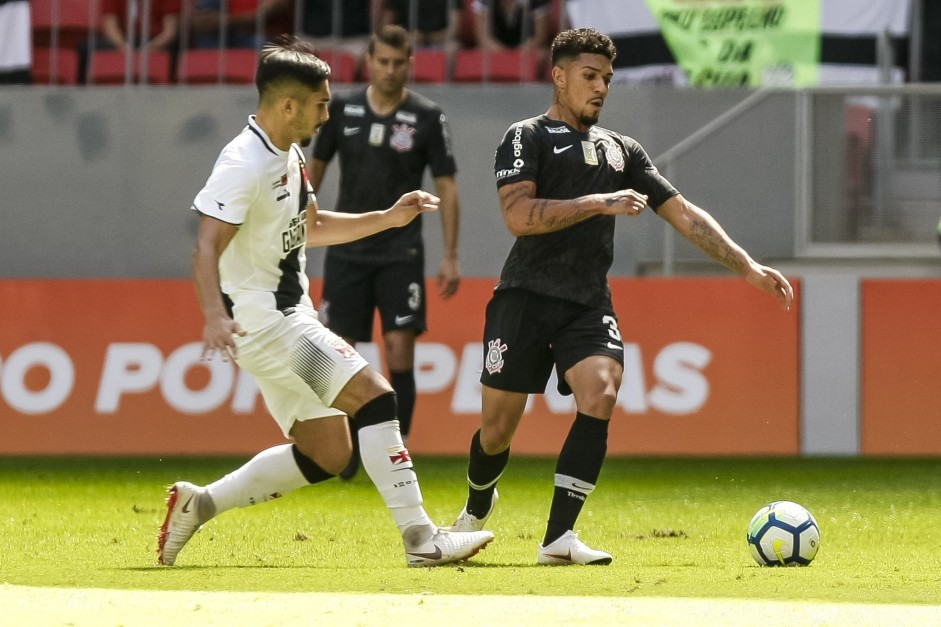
602, 315, 622, 342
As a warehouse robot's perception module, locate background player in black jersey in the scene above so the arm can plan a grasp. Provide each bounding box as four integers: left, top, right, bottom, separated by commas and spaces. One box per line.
310, 25, 462, 479
449, 28, 794, 565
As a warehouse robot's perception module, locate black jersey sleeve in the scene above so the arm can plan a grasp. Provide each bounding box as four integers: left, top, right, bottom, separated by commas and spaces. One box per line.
426, 109, 458, 178
493, 119, 540, 188
312, 99, 341, 163
624, 138, 679, 212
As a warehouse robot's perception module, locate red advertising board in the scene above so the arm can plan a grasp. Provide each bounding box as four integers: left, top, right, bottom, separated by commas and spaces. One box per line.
861, 279, 941, 455
0, 278, 800, 456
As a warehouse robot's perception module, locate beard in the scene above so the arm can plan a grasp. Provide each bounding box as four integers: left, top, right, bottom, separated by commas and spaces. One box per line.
579, 109, 600, 127
299, 135, 313, 148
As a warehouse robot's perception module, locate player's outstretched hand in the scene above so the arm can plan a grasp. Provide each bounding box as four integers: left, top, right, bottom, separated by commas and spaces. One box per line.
388, 190, 441, 227
746, 264, 794, 311
600, 189, 649, 217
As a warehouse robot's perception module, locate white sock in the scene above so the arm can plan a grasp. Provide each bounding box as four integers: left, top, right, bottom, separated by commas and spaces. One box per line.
358, 420, 433, 533
205, 444, 309, 514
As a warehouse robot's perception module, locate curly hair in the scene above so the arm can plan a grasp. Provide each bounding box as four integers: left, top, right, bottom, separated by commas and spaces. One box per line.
550, 28, 618, 66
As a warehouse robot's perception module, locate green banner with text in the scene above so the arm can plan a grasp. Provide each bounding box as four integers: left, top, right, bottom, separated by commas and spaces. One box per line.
644, 0, 821, 87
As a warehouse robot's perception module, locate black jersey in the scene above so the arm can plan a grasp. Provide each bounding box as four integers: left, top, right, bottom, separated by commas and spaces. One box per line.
313, 89, 457, 263
493, 115, 678, 308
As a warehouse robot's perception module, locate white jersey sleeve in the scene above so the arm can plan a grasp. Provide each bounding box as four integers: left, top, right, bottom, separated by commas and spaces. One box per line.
192, 149, 261, 225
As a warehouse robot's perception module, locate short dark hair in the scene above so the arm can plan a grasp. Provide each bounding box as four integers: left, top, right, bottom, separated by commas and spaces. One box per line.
550, 28, 618, 66
369, 24, 412, 57
256, 35, 331, 98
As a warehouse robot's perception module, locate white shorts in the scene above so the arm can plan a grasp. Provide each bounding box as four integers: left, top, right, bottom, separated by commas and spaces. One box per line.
234, 308, 369, 437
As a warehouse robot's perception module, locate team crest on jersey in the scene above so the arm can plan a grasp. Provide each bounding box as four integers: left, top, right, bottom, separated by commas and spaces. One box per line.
390, 124, 416, 152
485, 338, 508, 374
601, 139, 625, 172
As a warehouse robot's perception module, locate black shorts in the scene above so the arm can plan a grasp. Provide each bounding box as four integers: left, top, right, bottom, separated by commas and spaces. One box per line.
480, 289, 625, 396
320, 253, 427, 342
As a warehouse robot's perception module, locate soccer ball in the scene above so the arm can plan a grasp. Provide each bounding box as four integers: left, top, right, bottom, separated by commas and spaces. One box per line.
747, 500, 820, 566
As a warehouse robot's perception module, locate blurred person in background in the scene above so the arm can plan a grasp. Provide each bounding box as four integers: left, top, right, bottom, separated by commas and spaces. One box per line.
300, 0, 372, 77
380, 0, 461, 52
100, 0, 181, 51
309, 25, 462, 479
190, 0, 292, 49
471, 0, 551, 56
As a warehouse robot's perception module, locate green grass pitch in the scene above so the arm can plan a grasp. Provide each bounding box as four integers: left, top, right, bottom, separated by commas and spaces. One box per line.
1, 455, 939, 604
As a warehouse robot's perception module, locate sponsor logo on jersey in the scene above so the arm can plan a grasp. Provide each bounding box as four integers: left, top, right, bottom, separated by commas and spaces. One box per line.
344, 104, 365, 117
271, 174, 288, 189
511, 123, 525, 169
496, 168, 520, 180
343, 126, 361, 136
582, 140, 598, 166
553, 144, 573, 154
281, 209, 307, 253
369, 123, 385, 146
395, 110, 418, 124
485, 338, 508, 375
546, 125, 570, 134
601, 139, 625, 172
390, 124, 416, 152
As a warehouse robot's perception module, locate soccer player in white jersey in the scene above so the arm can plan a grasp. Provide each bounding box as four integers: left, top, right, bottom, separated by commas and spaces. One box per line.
157, 36, 493, 568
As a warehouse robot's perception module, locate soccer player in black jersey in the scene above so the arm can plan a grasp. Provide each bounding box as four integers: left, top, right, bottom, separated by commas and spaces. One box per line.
310, 25, 461, 479
450, 28, 794, 565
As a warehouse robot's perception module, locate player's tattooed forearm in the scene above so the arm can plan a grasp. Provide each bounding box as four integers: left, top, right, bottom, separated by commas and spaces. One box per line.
500, 185, 529, 216
545, 211, 589, 231
689, 219, 744, 271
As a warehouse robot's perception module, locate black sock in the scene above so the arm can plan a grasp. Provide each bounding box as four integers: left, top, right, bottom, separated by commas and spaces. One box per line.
466, 429, 510, 517
389, 370, 416, 438
544, 412, 609, 546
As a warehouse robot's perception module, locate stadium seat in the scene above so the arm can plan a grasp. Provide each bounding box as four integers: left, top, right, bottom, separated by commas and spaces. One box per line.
176, 49, 257, 84
87, 50, 172, 85
31, 47, 81, 85
412, 49, 448, 83
452, 49, 541, 83
317, 49, 359, 83
31, 0, 95, 48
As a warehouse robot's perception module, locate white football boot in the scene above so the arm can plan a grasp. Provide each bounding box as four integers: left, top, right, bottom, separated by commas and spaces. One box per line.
537, 530, 613, 566
157, 481, 213, 566
403, 523, 494, 567
449, 489, 499, 532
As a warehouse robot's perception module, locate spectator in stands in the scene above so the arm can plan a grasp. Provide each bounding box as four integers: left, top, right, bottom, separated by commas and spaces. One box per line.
190, 0, 292, 49
99, 0, 182, 51
471, 0, 551, 55
380, 0, 461, 51
300, 0, 372, 74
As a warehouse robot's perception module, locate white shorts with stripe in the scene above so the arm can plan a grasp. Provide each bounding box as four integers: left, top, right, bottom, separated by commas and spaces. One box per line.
234, 307, 369, 437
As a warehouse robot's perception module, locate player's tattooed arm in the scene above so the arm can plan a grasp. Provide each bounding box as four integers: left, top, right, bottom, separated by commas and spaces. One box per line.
658, 194, 749, 274
687, 217, 746, 273
658, 194, 795, 309
500, 180, 606, 235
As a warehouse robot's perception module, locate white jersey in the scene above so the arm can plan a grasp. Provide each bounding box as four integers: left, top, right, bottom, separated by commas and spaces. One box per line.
192, 116, 316, 333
